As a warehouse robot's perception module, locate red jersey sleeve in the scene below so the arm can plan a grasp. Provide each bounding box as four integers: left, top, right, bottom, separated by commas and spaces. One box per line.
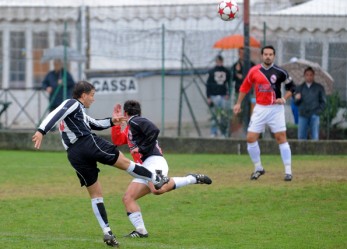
111, 125, 128, 146
239, 65, 260, 94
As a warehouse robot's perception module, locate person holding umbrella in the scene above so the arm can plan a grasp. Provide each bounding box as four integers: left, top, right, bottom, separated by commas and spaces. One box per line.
42, 59, 75, 112
294, 66, 326, 140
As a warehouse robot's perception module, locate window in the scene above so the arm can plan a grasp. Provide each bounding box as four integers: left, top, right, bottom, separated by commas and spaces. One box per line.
305, 42, 322, 65
55, 32, 70, 46
282, 41, 300, 63
10, 32, 26, 88
33, 32, 49, 88
329, 43, 347, 102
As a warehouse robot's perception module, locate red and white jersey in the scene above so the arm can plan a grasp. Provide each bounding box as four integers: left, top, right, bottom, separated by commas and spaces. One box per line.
240, 64, 294, 105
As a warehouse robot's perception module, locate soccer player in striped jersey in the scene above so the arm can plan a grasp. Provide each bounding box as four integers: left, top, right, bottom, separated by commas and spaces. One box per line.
32, 81, 169, 247
233, 45, 296, 181
111, 101, 212, 238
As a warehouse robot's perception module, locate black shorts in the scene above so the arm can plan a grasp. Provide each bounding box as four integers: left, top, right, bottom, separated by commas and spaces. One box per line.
67, 134, 120, 187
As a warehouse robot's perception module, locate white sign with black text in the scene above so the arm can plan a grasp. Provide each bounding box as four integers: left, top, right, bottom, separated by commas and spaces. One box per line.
90, 77, 138, 94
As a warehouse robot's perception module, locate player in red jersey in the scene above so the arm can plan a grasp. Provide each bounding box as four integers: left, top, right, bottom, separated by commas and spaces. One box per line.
233, 45, 296, 181
111, 101, 212, 238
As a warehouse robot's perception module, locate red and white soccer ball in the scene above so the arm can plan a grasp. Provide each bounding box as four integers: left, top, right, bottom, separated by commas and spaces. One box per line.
217, 0, 239, 21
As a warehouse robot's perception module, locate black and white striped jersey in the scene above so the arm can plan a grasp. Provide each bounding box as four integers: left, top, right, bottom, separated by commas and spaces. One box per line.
38, 99, 113, 150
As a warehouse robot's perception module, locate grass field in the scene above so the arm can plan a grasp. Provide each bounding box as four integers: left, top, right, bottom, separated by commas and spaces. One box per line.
0, 150, 346, 249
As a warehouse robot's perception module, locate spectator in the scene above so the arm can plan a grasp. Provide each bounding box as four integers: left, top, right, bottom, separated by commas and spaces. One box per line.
231, 47, 255, 133
42, 60, 75, 112
206, 55, 230, 137
232, 47, 255, 95
294, 66, 326, 140
290, 96, 299, 125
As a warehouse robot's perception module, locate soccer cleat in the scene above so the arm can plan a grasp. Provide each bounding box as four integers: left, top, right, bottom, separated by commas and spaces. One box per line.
188, 174, 212, 184
250, 169, 265, 180
153, 170, 170, 190
124, 230, 149, 238
284, 174, 292, 181
103, 233, 120, 247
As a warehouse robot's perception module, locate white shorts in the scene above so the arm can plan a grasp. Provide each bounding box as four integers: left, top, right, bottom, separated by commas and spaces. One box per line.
248, 104, 286, 133
132, 155, 169, 186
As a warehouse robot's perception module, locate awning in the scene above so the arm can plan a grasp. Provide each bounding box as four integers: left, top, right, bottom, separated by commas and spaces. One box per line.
251, 0, 347, 33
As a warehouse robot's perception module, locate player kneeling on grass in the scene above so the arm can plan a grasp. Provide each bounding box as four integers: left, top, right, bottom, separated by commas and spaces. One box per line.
111, 100, 212, 238
32, 81, 169, 247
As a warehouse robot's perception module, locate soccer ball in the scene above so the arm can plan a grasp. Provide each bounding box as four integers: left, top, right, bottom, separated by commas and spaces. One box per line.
217, 0, 239, 21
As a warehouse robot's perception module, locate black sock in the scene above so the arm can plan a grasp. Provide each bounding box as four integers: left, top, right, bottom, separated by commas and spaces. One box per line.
133, 164, 152, 179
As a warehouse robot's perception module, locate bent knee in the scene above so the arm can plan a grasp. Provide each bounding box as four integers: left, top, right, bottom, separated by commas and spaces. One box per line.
246, 133, 259, 143
151, 190, 164, 195
122, 193, 135, 204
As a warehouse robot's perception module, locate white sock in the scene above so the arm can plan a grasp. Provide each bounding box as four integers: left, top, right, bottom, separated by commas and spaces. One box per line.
126, 161, 135, 173
91, 197, 111, 235
247, 141, 263, 171
172, 175, 196, 189
128, 212, 147, 234
279, 142, 292, 175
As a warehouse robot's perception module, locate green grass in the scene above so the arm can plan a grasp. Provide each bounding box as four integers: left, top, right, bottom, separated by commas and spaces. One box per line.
0, 150, 346, 249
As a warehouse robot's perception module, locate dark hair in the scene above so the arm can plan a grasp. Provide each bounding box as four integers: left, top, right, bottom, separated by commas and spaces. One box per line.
124, 100, 141, 116
216, 55, 224, 62
304, 66, 315, 75
73, 81, 95, 99
261, 45, 276, 55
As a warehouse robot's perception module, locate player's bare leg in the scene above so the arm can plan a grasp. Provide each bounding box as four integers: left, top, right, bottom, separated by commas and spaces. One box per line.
123, 182, 151, 238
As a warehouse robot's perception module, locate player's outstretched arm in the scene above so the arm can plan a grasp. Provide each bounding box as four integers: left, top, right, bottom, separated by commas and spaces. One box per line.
32, 131, 43, 149
111, 116, 127, 125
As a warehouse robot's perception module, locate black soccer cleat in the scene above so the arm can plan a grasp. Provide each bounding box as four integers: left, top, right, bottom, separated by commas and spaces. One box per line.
124, 230, 149, 238
250, 169, 265, 180
153, 170, 170, 190
103, 233, 120, 247
188, 174, 212, 184
284, 174, 292, 181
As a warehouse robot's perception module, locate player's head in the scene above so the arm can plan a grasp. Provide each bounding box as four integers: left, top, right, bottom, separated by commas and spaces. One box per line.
73, 81, 96, 108
261, 45, 276, 66
261, 45, 276, 55
124, 100, 141, 116
73, 81, 95, 99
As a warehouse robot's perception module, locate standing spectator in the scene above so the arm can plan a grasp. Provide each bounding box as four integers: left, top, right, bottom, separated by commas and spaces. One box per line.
206, 55, 230, 137
290, 96, 299, 125
42, 59, 75, 112
233, 45, 296, 181
232, 47, 255, 95
294, 67, 326, 140
231, 47, 255, 132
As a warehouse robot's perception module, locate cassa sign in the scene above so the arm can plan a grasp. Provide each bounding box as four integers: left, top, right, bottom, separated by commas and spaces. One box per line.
90, 77, 138, 94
